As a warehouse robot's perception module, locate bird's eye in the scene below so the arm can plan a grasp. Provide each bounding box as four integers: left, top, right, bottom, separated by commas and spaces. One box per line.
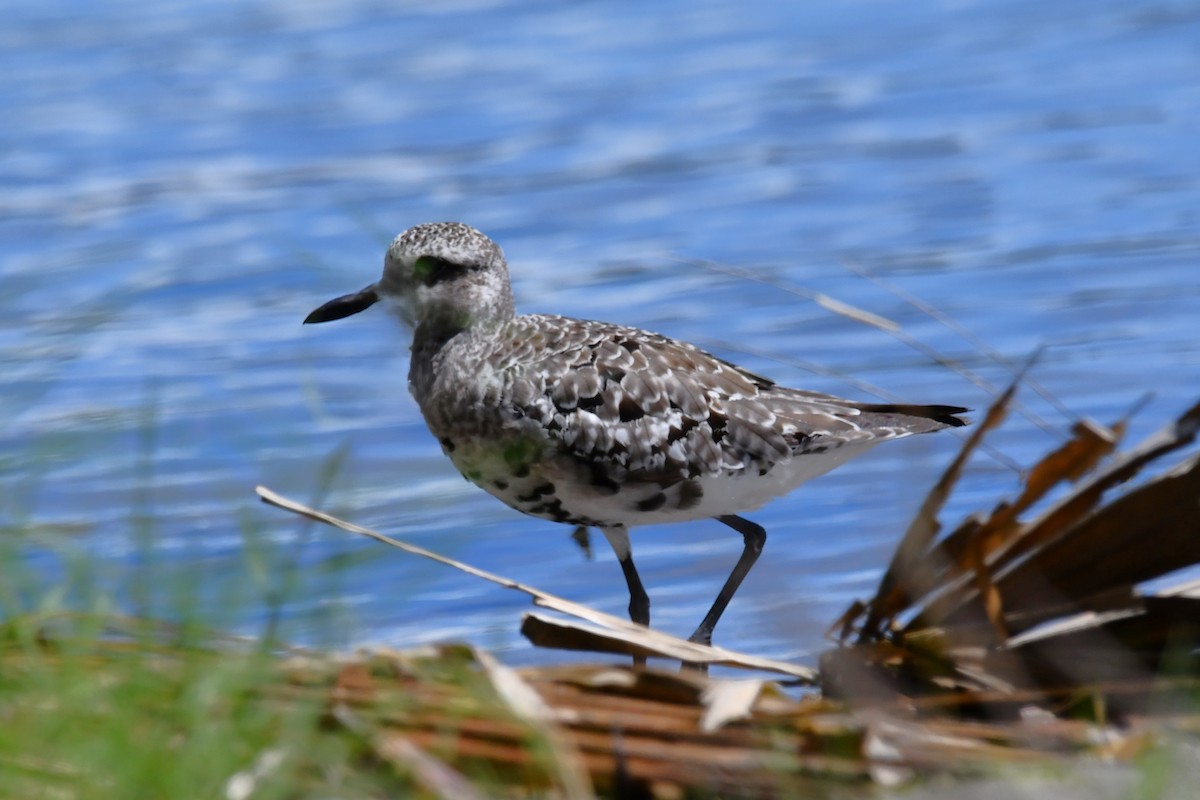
413, 256, 463, 286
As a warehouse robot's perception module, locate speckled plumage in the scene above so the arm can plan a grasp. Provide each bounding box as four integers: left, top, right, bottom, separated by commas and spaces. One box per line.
305, 222, 968, 650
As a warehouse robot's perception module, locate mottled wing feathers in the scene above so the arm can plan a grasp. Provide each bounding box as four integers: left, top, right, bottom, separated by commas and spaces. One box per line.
492, 315, 963, 481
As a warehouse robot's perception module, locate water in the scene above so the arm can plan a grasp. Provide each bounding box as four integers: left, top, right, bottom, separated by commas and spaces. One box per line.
2, 0, 1198, 666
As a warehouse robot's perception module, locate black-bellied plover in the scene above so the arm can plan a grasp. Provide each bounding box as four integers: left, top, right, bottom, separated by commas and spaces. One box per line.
305, 222, 966, 649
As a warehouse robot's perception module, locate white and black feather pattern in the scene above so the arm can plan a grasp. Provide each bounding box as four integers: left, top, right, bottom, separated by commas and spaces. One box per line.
411, 311, 964, 527
305, 222, 968, 642
314, 222, 968, 528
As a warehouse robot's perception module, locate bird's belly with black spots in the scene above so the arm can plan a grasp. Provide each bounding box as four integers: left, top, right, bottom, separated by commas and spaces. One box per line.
438, 436, 608, 527
544, 442, 883, 527
441, 438, 785, 528
438, 435, 876, 528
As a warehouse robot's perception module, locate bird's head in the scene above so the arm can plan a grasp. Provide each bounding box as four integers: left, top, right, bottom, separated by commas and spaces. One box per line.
304, 222, 514, 332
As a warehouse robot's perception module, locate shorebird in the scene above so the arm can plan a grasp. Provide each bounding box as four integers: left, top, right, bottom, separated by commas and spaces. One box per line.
305, 222, 966, 649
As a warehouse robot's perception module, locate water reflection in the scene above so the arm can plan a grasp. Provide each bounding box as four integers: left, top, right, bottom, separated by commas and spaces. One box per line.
2, 0, 1197, 664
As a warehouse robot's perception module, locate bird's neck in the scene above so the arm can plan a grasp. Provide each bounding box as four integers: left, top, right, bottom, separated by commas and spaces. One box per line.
408, 312, 512, 423
410, 315, 467, 362
410, 298, 511, 352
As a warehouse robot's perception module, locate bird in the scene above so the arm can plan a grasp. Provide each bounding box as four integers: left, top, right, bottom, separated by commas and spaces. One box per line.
304, 222, 967, 650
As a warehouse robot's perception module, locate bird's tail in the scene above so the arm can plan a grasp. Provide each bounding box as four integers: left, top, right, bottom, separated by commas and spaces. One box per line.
856, 403, 970, 428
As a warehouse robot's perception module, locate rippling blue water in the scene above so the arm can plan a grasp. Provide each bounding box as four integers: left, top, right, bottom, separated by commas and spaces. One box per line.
3, 0, 1198, 666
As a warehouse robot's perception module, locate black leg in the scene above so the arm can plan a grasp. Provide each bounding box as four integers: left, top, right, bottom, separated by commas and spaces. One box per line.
687, 515, 767, 647
617, 555, 650, 627
601, 526, 650, 668
601, 526, 650, 626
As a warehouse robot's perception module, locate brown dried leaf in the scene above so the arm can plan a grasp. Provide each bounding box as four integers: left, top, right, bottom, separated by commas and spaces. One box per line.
519, 612, 817, 682
926, 416, 1123, 619
969, 536, 1009, 643
827, 599, 867, 644
856, 375, 1020, 641
986, 452, 1200, 632
989, 399, 1200, 579
985, 594, 1200, 690
1014, 418, 1122, 510
915, 399, 1200, 633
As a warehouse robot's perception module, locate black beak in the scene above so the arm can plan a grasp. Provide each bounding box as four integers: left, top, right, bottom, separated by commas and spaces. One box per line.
304, 285, 379, 324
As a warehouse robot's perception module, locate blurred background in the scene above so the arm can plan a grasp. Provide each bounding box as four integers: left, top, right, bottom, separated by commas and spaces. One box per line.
2, 0, 1197, 665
